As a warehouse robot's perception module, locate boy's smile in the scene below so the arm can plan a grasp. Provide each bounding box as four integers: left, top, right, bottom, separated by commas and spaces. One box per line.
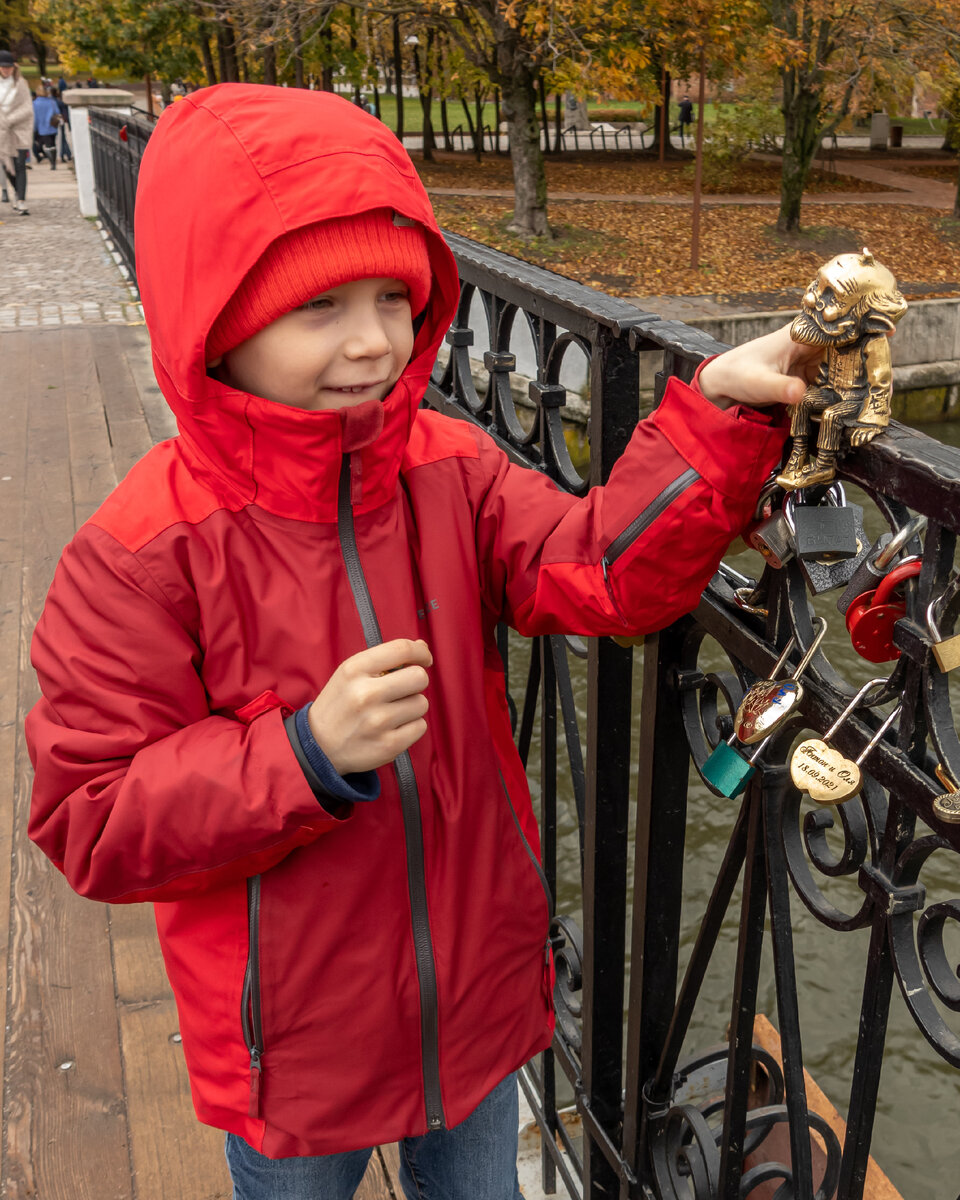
208, 277, 415, 411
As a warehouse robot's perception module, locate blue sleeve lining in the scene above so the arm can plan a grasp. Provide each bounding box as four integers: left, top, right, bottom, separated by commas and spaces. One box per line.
291, 705, 381, 803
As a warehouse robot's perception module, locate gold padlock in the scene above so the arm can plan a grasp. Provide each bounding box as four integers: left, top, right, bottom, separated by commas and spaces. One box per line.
927, 594, 960, 673
933, 764, 960, 823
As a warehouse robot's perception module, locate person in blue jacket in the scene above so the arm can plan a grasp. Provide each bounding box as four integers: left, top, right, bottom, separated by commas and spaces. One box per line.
32, 83, 61, 168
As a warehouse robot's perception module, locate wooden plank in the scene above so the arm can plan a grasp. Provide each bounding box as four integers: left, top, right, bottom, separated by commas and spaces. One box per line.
118, 996, 232, 1199
749, 1014, 904, 1200
0, 328, 30, 569
90, 326, 154, 483
64, 328, 118, 517
355, 1146, 399, 1200
117, 325, 178, 446
4, 330, 131, 1198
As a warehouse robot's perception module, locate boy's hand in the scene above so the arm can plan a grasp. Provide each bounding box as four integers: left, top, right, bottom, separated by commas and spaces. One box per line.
698, 323, 823, 411
308, 639, 433, 776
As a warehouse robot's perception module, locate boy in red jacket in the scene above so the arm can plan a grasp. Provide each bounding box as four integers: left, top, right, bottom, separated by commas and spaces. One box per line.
26, 85, 815, 1198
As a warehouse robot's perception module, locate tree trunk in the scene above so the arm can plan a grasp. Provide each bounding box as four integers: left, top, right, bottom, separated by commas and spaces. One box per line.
320, 23, 334, 91
494, 88, 503, 154
554, 93, 562, 153
502, 70, 551, 237
954, 159, 960, 219
198, 30, 217, 85
145, 73, 155, 118
690, 51, 706, 269
263, 43, 277, 86
440, 96, 450, 150
414, 33, 435, 161
538, 75, 551, 154
218, 21, 240, 82
778, 66, 823, 233
392, 16, 404, 140
292, 11, 304, 87
655, 66, 671, 160
31, 35, 46, 78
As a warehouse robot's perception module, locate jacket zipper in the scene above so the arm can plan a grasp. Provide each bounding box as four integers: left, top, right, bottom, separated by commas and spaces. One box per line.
337, 454, 446, 1131
241, 874, 264, 1117
601, 466, 700, 576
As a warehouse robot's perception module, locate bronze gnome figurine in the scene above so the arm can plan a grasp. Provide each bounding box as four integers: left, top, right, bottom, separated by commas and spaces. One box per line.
776, 249, 907, 491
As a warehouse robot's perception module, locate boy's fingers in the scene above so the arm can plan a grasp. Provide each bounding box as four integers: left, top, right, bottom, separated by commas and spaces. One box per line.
352, 638, 433, 676
376, 665, 431, 703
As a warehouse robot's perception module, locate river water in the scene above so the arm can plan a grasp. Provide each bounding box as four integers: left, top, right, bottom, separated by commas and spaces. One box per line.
514, 419, 960, 1199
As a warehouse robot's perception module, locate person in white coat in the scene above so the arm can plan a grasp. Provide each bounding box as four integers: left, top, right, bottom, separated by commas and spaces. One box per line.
0, 49, 35, 215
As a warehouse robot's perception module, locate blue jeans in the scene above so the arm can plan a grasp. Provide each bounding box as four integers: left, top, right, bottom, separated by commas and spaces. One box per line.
225, 1072, 523, 1199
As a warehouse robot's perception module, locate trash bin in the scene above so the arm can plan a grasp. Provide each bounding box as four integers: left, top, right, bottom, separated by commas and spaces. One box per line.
890, 123, 903, 148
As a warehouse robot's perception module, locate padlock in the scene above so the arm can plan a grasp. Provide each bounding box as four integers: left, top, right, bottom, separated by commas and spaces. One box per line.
845, 558, 922, 663
748, 512, 794, 570
734, 618, 827, 744
746, 477, 792, 569
933, 764, 960, 823
788, 484, 859, 562
784, 490, 868, 596
790, 677, 900, 805
927, 576, 960, 673
703, 620, 827, 797
702, 730, 774, 798
837, 514, 927, 617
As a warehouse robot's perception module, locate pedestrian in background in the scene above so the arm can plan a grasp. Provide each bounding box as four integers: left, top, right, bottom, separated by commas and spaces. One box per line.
33, 82, 62, 169
55, 85, 72, 162
677, 93, 694, 148
0, 48, 34, 214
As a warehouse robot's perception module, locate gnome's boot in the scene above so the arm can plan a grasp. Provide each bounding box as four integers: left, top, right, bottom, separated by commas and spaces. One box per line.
776, 438, 810, 491
796, 449, 839, 489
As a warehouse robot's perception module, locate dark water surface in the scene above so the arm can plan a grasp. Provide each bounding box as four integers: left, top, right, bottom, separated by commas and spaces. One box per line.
516, 421, 960, 1199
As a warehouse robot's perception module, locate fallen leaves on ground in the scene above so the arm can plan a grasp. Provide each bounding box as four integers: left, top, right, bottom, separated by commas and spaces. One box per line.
429, 196, 960, 299
415, 153, 885, 196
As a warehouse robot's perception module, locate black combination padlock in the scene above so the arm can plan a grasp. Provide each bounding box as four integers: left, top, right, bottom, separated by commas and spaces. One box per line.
786, 484, 859, 562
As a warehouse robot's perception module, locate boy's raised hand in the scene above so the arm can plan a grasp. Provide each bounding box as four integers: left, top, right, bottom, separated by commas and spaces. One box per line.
308, 639, 433, 776
698, 323, 823, 411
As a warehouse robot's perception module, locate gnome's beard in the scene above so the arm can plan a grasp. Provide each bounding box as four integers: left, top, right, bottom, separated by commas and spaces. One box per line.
790, 311, 857, 348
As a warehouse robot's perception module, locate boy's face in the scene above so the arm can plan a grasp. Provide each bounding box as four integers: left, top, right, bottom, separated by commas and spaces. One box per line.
208, 277, 415, 411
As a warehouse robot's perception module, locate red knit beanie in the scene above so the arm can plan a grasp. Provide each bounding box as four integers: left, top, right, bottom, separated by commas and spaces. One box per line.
207, 208, 432, 361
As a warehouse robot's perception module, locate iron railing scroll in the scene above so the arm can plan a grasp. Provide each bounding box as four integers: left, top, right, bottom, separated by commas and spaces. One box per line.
88, 107, 152, 287
89, 125, 960, 1199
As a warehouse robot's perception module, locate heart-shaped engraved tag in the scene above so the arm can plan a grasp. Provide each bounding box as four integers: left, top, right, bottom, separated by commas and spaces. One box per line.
790, 739, 861, 804
735, 680, 802, 745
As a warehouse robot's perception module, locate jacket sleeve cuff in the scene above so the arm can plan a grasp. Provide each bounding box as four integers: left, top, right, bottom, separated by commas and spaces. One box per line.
650, 373, 790, 499
284, 707, 380, 814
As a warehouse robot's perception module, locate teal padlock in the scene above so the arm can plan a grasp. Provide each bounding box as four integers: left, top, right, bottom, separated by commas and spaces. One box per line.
702, 731, 773, 798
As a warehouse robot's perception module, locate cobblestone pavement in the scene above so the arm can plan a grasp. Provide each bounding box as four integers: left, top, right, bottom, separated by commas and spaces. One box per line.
0, 163, 144, 328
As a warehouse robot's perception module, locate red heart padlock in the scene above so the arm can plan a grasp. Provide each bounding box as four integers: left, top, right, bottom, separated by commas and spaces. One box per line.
845, 558, 922, 662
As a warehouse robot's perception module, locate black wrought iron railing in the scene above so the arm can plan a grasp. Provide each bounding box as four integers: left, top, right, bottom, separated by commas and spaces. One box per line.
89, 127, 960, 1200
88, 108, 152, 286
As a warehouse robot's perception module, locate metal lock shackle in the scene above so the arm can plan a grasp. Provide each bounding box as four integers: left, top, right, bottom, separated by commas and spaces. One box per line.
926, 569, 960, 672
734, 618, 828, 745
782, 481, 848, 535
790, 676, 900, 805
873, 513, 928, 572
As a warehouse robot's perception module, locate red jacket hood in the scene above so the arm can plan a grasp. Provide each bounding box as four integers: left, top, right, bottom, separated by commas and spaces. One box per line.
134, 84, 460, 520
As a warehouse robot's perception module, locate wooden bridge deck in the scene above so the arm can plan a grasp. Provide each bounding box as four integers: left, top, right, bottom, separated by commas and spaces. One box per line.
0, 324, 403, 1199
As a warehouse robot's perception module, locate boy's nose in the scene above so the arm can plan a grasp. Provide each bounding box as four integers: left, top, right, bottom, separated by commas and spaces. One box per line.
343, 308, 392, 358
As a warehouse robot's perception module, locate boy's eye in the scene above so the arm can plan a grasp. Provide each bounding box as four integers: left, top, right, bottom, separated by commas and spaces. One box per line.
383, 289, 410, 303
301, 297, 332, 311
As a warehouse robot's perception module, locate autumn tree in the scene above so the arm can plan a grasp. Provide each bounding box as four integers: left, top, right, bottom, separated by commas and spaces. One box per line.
38, 0, 202, 96
768, 0, 960, 232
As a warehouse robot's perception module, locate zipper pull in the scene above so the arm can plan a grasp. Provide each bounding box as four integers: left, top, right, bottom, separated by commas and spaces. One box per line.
248, 1047, 262, 1118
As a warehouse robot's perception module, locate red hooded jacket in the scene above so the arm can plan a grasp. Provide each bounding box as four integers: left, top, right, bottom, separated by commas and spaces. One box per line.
26, 85, 788, 1157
